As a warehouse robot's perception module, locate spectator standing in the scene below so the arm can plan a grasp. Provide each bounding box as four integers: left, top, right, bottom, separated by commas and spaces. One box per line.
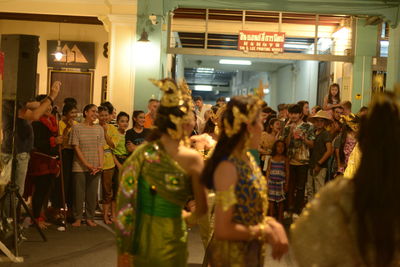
194, 96, 212, 133
26, 94, 63, 228
283, 104, 315, 217
266, 140, 289, 222
216, 96, 226, 107
98, 106, 119, 224
54, 102, 78, 220
111, 112, 130, 221
306, 110, 333, 200
70, 104, 104, 227
143, 99, 159, 129
125, 110, 151, 154
297, 100, 310, 122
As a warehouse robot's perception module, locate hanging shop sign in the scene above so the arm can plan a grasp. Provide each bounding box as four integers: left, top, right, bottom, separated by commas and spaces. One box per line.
238, 31, 285, 53
47, 40, 95, 69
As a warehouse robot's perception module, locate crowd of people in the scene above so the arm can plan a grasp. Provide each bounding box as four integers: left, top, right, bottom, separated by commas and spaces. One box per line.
1, 78, 399, 267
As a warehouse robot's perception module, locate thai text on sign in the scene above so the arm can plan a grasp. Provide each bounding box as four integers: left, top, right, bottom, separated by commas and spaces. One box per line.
238, 31, 285, 53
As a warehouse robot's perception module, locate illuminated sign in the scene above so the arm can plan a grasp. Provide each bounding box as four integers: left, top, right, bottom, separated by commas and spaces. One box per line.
238, 31, 285, 53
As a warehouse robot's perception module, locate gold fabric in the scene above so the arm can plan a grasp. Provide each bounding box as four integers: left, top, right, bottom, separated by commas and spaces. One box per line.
291, 178, 400, 266
215, 184, 237, 212
208, 153, 268, 267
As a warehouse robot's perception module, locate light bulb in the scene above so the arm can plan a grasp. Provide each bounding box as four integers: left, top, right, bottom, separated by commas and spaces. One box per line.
54, 51, 63, 61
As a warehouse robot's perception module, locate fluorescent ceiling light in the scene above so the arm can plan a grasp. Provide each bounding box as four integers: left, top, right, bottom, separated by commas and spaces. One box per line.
194, 85, 213, 91
196, 67, 214, 73
284, 43, 310, 49
219, 59, 251, 65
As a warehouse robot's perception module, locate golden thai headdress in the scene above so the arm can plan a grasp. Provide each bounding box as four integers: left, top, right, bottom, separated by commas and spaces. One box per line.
149, 78, 194, 140
223, 80, 266, 137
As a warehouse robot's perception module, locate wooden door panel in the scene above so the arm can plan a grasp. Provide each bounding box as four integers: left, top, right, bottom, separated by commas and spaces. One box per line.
49, 71, 92, 113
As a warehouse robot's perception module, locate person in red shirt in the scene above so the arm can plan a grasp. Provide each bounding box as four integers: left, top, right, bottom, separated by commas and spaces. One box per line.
143, 99, 159, 129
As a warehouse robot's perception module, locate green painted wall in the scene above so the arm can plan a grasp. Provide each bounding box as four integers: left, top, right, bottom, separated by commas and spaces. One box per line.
387, 25, 400, 90
134, 0, 168, 111
352, 18, 378, 112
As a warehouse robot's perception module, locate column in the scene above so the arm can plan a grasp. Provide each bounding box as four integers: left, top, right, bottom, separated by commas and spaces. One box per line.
387, 25, 400, 91
351, 18, 378, 112
99, 14, 136, 117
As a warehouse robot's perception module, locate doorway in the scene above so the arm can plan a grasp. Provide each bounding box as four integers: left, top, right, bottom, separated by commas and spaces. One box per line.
48, 70, 93, 113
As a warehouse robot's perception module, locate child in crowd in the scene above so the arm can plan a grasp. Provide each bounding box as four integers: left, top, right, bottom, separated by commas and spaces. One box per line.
323, 83, 341, 111
266, 140, 289, 222
98, 106, 119, 224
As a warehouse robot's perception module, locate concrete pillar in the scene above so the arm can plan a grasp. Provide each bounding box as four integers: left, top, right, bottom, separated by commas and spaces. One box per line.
387, 25, 400, 91
351, 18, 379, 111
100, 14, 136, 117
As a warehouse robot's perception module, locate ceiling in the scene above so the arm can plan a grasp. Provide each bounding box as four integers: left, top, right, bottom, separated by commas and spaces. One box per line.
183, 54, 293, 95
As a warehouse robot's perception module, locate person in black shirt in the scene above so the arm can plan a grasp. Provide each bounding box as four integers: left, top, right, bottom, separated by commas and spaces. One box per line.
125, 110, 150, 154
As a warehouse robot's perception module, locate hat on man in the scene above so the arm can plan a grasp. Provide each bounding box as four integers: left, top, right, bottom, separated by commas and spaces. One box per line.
308, 110, 333, 123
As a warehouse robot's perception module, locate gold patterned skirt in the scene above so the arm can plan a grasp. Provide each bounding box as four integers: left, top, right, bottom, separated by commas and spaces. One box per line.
206, 236, 264, 267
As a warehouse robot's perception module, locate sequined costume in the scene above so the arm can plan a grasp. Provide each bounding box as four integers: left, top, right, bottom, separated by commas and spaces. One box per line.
207, 153, 268, 267
291, 178, 400, 266
116, 141, 192, 267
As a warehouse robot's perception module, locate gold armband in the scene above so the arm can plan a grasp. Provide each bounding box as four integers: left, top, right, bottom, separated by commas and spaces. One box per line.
215, 184, 237, 212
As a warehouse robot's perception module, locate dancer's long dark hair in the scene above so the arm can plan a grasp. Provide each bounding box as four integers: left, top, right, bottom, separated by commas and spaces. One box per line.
147, 103, 190, 141
353, 91, 400, 266
201, 95, 260, 189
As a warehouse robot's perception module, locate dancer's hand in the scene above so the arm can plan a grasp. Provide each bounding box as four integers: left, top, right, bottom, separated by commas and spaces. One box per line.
263, 219, 289, 260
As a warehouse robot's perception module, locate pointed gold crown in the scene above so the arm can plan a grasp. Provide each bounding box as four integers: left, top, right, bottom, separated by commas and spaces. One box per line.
149, 78, 194, 140
223, 79, 266, 137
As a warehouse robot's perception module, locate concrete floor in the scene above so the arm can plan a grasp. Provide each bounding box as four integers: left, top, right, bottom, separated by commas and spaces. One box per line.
0, 220, 297, 266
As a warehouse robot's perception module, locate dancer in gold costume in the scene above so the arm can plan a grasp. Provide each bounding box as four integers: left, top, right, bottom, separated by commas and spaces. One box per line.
116, 79, 208, 267
201, 95, 288, 267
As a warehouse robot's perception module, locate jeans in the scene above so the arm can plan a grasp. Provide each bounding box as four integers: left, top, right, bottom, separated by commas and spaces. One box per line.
0, 152, 30, 196
287, 164, 309, 214
305, 168, 327, 202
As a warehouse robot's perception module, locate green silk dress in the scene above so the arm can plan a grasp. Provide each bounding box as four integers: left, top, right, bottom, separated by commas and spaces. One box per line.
116, 141, 192, 267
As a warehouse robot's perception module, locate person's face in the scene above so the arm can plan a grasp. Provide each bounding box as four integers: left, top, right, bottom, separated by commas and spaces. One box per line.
117, 116, 129, 131
67, 108, 78, 120
85, 106, 98, 123
330, 86, 339, 97
272, 120, 282, 133
313, 118, 326, 130
261, 112, 268, 122
182, 112, 196, 137
276, 142, 285, 155
289, 112, 301, 123
135, 113, 146, 127
279, 109, 288, 119
98, 110, 109, 124
217, 100, 225, 107
311, 108, 317, 116
333, 108, 343, 121
248, 112, 264, 146
303, 103, 309, 116
148, 101, 159, 114
44, 105, 52, 116
195, 100, 203, 108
